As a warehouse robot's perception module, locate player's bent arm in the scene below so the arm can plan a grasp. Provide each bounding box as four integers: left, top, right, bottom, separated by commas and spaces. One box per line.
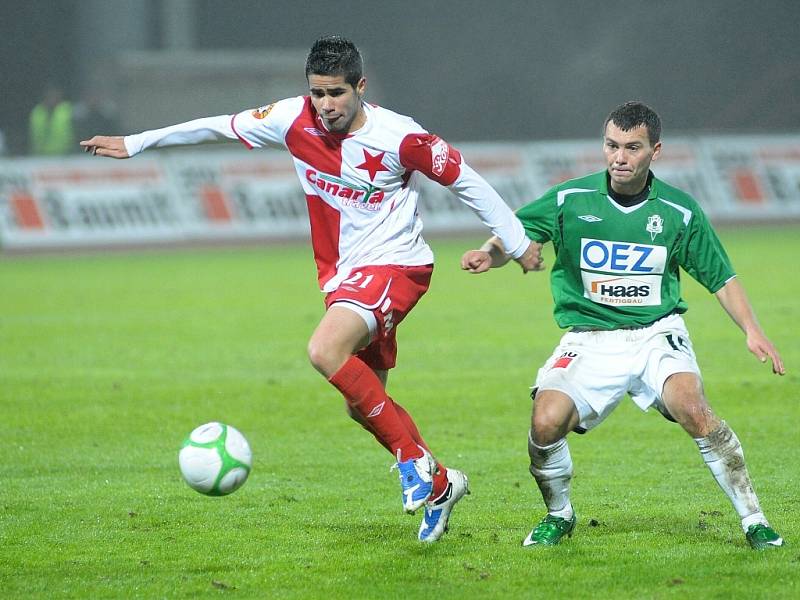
447, 163, 545, 272
714, 277, 785, 375
398, 133, 539, 270
447, 163, 530, 260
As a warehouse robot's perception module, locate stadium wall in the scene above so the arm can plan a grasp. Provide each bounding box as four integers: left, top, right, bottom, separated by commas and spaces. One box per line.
1, 135, 799, 251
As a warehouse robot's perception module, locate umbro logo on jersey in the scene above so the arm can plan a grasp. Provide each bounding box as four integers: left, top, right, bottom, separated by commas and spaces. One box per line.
303, 127, 326, 136
578, 214, 603, 222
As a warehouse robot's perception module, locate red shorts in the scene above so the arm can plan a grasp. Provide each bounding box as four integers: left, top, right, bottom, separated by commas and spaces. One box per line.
324, 264, 433, 370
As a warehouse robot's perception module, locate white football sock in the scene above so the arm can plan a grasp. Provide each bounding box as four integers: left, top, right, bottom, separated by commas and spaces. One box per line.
694, 421, 764, 531
528, 431, 573, 517
741, 512, 769, 532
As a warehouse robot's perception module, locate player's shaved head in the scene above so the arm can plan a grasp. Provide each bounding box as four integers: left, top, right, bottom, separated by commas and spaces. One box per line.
306, 35, 364, 88
604, 101, 661, 146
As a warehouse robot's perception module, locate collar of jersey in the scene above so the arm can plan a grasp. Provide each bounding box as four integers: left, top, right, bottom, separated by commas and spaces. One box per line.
598, 169, 658, 201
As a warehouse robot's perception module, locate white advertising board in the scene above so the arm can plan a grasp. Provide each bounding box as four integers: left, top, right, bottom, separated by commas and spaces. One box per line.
0, 156, 182, 249
1, 134, 798, 251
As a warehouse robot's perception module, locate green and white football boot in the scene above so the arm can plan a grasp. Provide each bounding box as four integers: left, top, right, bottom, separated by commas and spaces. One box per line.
746, 523, 784, 550
522, 512, 576, 547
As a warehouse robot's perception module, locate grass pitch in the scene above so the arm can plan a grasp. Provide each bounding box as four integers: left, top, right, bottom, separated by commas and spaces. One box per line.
1, 228, 798, 599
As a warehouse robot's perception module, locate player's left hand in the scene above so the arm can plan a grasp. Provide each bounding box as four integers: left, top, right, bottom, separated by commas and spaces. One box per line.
747, 332, 785, 375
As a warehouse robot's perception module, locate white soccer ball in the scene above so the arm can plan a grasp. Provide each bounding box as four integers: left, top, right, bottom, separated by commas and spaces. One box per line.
178, 422, 252, 496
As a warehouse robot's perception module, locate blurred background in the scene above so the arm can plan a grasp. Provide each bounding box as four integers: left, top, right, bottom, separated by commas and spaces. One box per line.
2, 0, 798, 251
2, 0, 799, 155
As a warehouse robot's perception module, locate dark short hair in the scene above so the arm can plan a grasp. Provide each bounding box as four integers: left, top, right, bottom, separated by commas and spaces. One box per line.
604, 101, 661, 145
305, 35, 363, 87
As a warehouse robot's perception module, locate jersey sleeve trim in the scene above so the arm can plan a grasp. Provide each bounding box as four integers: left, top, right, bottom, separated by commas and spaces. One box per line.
557, 187, 597, 206
709, 273, 737, 294
657, 197, 693, 226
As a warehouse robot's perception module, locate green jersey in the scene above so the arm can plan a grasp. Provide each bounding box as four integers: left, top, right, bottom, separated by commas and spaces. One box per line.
516, 170, 735, 330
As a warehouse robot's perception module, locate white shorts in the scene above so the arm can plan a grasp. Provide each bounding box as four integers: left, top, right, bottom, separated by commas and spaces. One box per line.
534, 313, 701, 432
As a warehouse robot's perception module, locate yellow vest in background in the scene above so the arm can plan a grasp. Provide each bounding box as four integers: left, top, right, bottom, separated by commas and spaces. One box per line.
29, 101, 74, 155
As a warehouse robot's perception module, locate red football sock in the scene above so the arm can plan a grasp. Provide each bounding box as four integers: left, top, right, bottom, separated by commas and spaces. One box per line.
347, 398, 442, 458
349, 398, 447, 495
393, 401, 429, 452
431, 465, 448, 498
348, 410, 392, 454
329, 356, 422, 461
393, 401, 450, 497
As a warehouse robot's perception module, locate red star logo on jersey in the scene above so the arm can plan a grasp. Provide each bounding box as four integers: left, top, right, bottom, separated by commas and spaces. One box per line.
355, 149, 390, 181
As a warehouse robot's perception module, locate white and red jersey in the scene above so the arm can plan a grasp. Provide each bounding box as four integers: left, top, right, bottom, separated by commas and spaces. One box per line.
124, 97, 529, 291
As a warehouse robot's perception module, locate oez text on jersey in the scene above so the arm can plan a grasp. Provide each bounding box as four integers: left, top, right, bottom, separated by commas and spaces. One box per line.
579, 239, 667, 307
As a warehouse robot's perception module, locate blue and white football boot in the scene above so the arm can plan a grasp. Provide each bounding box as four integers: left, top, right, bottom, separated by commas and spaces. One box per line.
418, 468, 470, 543
393, 447, 435, 514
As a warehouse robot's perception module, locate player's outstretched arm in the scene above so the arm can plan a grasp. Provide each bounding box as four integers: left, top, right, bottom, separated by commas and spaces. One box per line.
715, 277, 785, 375
80, 136, 130, 159
81, 115, 240, 159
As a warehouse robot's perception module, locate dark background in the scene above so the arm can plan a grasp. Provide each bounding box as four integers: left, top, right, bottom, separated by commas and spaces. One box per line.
3, 0, 798, 154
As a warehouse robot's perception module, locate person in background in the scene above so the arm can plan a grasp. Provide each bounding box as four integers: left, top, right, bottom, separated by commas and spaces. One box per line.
29, 84, 75, 156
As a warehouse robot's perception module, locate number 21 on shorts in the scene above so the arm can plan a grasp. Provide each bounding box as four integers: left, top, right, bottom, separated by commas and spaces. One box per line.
342, 271, 375, 289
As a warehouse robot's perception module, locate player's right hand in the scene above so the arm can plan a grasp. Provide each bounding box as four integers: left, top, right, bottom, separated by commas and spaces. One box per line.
79, 136, 130, 159
746, 331, 786, 375
461, 250, 492, 274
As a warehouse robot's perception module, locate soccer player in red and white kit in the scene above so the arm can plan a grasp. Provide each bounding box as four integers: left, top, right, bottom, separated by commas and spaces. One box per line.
82, 35, 542, 542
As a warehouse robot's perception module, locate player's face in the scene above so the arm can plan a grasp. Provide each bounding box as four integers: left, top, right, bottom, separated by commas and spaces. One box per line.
308, 74, 366, 134
603, 122, 661, 194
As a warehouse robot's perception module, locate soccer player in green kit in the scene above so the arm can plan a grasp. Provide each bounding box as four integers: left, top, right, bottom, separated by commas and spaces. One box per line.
462, 101, 786, 550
